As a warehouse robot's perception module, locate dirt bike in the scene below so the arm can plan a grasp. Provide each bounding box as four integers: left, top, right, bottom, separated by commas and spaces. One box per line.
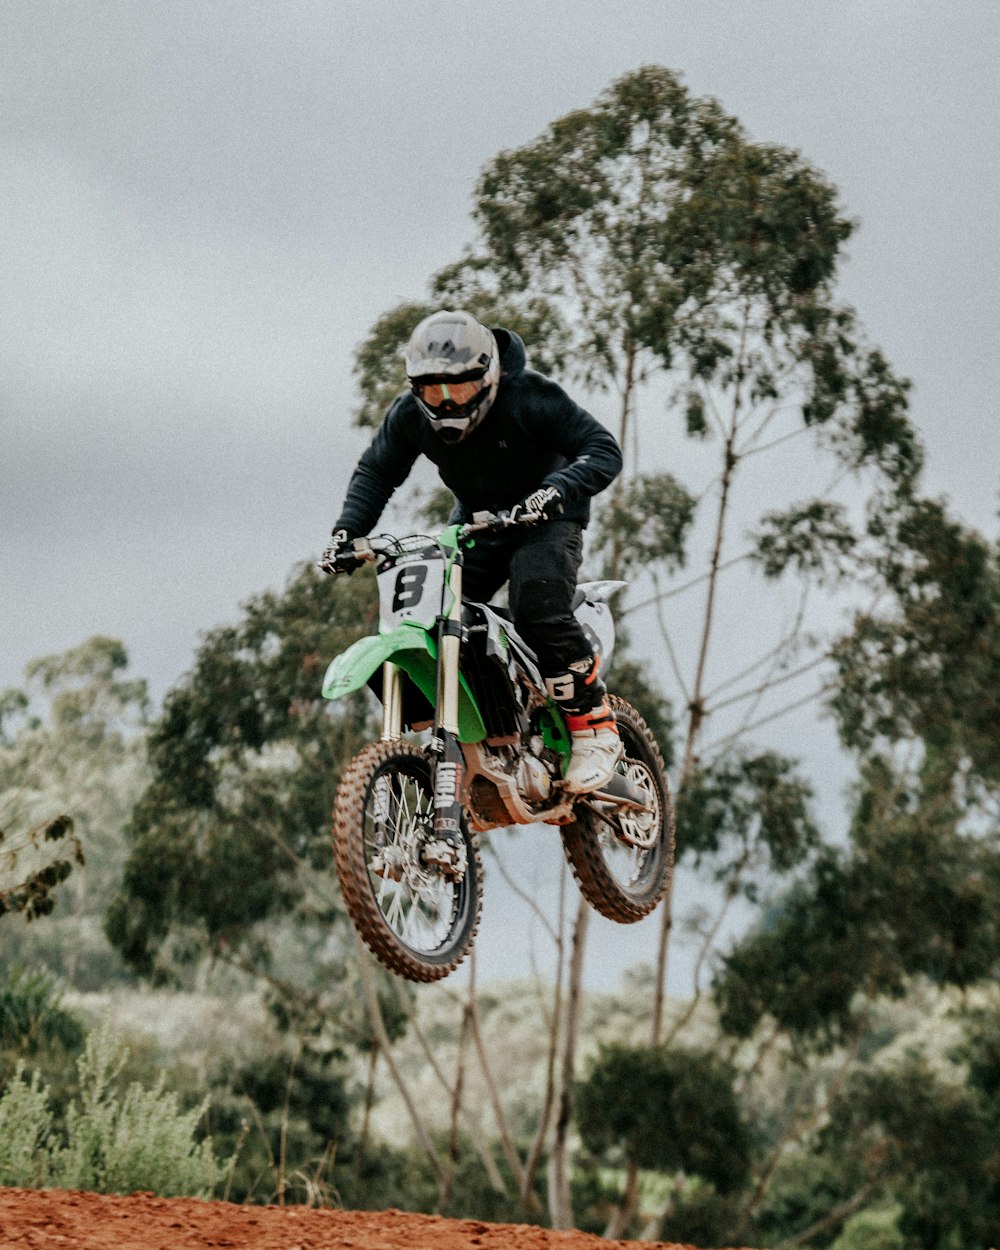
322, 514, 674, 982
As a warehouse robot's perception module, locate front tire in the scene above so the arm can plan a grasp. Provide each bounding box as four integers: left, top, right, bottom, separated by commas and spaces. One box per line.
561, 695, 674, 923
333, 740, 482, 982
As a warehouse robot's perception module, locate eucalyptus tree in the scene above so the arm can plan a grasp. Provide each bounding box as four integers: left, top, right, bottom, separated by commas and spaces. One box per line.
0, 637, 145, 977
354, 59, 918, 1008
105, 566, 376, 986
350, 63, 919, 1226
701, 501, 1000, 1246
575, 1042, 751, 1239
104, 563, 465, 1197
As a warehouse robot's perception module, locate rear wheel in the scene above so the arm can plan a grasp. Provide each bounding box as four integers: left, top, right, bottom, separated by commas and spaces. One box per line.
333, 740, 482, 982
561, 695, 674, 923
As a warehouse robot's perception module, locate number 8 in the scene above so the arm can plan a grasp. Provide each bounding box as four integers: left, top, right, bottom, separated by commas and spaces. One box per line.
392, 565, 428, 612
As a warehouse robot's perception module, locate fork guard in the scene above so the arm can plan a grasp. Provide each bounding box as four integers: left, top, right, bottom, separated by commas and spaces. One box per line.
321, 624, 487, 743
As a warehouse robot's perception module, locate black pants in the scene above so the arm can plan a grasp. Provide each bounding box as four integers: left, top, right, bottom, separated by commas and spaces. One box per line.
462, 520, 595, 681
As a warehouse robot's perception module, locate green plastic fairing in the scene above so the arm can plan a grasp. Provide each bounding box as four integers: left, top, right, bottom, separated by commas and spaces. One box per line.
321, 624, 486, 743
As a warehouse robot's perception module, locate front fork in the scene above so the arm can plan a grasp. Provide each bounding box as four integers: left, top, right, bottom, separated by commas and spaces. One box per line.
377, 554, 466, 844
432, 556, 466, 842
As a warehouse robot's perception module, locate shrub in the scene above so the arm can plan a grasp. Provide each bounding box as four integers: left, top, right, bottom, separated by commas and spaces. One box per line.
0, 1026, 226, 1198
0, 1063, 55, 1186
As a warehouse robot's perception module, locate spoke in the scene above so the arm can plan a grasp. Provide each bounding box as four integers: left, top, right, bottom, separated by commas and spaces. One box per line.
385, 886, 406, 931
360, 763, 465, 955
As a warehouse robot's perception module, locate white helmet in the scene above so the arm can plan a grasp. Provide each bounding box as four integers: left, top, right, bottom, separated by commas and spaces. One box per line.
404, 310, 500, 442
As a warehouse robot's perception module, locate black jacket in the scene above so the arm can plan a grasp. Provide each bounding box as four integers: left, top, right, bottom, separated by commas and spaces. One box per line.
335, 329, 622, 534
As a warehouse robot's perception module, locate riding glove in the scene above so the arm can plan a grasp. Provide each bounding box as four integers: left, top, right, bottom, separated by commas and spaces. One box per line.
318, 527, 363, 575
509, 485, 564, 526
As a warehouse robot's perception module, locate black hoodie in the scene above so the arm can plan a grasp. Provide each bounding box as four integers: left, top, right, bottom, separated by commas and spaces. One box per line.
335, 328, 622, 535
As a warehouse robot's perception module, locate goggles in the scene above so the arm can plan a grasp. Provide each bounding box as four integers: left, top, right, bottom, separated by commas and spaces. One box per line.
411, 375, 485, 412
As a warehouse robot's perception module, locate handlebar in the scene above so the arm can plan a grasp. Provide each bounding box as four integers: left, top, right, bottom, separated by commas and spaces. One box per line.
461, 510, 518, 536
331, 511, 524, 572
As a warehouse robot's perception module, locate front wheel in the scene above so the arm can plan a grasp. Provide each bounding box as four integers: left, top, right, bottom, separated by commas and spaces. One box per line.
333, 740, 482, 982
561, 695, 674, 923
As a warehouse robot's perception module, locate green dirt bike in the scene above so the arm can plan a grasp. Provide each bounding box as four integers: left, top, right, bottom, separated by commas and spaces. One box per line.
323, 513, 674, 982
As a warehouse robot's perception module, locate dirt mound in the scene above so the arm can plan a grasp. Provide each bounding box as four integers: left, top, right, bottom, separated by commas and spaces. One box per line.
0, 1188, 757, 1249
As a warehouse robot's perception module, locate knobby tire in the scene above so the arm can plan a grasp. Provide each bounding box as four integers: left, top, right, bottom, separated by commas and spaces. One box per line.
561, 694, 674, 923
332, 739, 482, 982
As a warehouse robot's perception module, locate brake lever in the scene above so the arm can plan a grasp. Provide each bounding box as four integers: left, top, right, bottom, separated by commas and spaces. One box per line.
465, 511, 515, 535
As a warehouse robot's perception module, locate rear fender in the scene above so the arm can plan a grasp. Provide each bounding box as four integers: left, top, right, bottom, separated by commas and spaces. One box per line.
321, 625, 486, 743
574, 580, 627, 672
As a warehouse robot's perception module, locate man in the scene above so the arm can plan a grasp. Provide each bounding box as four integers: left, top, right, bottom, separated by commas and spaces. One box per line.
320, 309, 623, 793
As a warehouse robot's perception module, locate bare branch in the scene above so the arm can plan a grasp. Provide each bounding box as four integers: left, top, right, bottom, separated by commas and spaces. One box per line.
650, 572, 692, 705
356, 942, 447, 1187
487, 841, 559, 943
703, 682, 836, 756
738, 420, 813, 461
621, 551, 754, 618
467, 949, 532, 1200
707, 652, 832, 716
774, 1182, 882, 1250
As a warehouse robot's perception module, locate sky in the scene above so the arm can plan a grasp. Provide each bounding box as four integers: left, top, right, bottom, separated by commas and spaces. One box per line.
3, 0, 998, 991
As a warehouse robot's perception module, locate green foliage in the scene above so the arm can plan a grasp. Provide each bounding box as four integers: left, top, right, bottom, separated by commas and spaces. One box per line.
676, 751, 820, 886
462, 65, 917, 493
0, 1064, 55, 1187
956, 1001, 1000, 1105
0, 637, 148, 986
753, 500, 857, 583
832, 498, 1000, 784
0, 1026, 225, 1197
470, 66, 743, 392
0, 966, 85, 1059
830, 1206, 905, 1250
751, 1144, 865, 1249
418, 484, 458, 528
658, 1184, 746, 1249
591, 473, 697, 579
824, 1055, 1000, 1250
713, 792, 1000, 1046
0, 813, 82, 922
575, 1042, 750, 1193
199, 1032, 353, 1204
106, 562, 377, 981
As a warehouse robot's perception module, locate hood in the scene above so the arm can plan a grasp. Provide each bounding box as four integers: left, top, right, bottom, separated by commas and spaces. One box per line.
491, 327, 527, 380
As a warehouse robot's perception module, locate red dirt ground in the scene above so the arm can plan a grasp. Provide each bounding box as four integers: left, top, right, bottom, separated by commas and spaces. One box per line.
0, 1188, 758, 1250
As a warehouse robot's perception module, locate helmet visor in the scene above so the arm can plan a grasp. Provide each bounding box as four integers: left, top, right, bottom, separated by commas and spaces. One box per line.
412, 376, 485, 412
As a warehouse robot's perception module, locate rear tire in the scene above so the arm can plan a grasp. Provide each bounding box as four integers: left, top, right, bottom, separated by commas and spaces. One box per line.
333, 740, 482, 982
561, 695, 674, 923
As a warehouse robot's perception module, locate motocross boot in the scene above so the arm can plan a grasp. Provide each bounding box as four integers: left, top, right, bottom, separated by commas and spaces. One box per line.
546, 656, 624, 795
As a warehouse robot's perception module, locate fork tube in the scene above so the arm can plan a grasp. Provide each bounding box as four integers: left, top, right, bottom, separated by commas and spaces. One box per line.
381, 661, 403, 740
433, 558, 466, 846
438, 561, 463, 736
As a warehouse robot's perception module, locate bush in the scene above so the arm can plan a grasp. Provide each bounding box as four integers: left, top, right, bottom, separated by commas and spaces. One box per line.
0, 1064, 55, 1186
0, 1026, 226, 1197
830, 1205, 905, 1250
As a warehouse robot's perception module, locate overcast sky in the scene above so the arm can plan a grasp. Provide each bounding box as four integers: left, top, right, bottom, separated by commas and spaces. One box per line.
3, 1, 998, 989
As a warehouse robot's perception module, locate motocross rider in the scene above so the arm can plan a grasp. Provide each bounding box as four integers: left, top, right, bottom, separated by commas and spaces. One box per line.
320, 308, 624, 802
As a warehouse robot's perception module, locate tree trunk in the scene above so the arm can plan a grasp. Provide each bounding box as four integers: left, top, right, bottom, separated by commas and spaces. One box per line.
467, 950, 539, 1211
355, 1044, 379, 1180
548, 897, 590, 1229
522, 863, 568, 1205
357, 944, 447, 1189
606, 334, 638, 578
603, 1160, 640, 1238
652, 426, 741, 1043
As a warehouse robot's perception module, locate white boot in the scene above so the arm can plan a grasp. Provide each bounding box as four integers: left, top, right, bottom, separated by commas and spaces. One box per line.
563, 721, 624, 794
